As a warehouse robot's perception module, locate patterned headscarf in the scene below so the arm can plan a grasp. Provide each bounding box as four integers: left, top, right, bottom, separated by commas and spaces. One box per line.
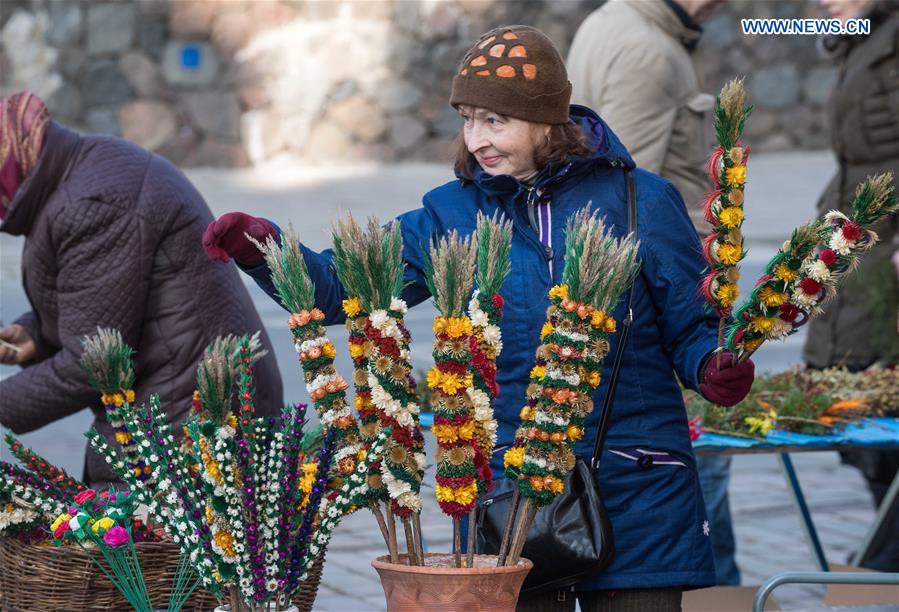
0, 92, 50, 219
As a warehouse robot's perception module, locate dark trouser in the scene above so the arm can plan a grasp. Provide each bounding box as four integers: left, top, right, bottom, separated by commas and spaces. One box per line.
843, 448, 899, 571
516, 587, 683, 612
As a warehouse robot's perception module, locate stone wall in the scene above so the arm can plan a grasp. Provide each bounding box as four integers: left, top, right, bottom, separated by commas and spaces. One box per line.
0, 0, 837, 167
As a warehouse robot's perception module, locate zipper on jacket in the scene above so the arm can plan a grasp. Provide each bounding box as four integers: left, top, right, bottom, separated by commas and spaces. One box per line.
525, 185, 554, 283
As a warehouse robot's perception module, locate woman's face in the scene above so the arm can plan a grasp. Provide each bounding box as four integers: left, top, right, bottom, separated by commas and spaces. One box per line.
459, 105, 550, 181
821, 0, 873, 22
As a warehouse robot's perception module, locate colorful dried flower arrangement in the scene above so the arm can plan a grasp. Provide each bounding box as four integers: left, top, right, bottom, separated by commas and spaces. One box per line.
0, 432, 157, 545
685, 366, 898, 438
79, 328, 390, 612
328, 216, 425, 565
499, 209, 640, 565
728, 173, 898, 360
49, 487, 196, 612
424, 228, 479, 568
700, 79, 753, 356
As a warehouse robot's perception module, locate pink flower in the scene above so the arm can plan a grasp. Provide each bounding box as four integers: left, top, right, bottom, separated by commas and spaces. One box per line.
103, 526, 130, 548
74, 490, 96, 505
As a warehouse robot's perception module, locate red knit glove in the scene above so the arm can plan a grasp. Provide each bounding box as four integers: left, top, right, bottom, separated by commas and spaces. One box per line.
699, 352, 755, 407
202, 212, 276, 265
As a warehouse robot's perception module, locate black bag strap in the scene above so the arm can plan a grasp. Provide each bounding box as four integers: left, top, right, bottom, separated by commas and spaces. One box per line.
591, 168, 637, 471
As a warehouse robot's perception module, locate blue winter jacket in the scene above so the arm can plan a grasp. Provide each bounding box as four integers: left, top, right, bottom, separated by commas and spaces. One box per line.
245, 105, 718, 590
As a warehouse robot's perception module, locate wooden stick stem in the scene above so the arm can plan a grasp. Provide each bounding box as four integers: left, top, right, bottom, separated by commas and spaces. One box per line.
465, 506, 477, 568
412, 512, 425, 565
369, 501, 391, 550
403, 517, 418, 566
496, 487, 520, 567
507, 500, 536, 566
386, 503, 400, 564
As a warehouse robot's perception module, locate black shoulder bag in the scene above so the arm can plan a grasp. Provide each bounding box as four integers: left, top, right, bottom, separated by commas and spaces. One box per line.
474, 168, 638, 594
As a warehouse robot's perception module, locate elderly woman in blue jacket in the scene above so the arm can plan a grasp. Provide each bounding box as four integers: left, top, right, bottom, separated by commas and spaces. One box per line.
205, 25, 754, 612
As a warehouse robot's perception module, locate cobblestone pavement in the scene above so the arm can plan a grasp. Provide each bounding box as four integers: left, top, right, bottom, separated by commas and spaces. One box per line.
4, 152, 895, 610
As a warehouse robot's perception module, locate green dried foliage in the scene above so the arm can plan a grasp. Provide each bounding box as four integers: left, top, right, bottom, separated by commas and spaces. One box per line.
249, 224, 316, 314
196, 332, 266, 423
562, 208, 641, 311
714, 78, 754, 149
331, 215, 405, 312
424, 229, 477, 317
475, 211, 513, 297
80, 327, 136, 394
332, 214, 369, 304
851, 173, 898, 228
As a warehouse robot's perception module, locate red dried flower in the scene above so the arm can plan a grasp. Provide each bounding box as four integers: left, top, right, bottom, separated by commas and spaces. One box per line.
819, 249, 838, 266
841, 222, 861, 241
492, 293, 504, 312
779, 303, 800, 322
799, 277, 822, 295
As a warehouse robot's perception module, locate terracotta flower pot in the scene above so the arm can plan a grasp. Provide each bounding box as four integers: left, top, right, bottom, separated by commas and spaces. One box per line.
372, 553, 532, 611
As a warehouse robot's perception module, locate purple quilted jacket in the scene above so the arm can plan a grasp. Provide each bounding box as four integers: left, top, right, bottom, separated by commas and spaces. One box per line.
0, 122, 283, 486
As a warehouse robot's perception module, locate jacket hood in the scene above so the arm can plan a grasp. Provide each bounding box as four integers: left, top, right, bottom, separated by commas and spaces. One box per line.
627, 0, 702, 48
458, 104, 636, 196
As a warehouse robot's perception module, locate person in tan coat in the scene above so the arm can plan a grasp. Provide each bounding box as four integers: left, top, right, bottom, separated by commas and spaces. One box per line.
567, 0, 743, 588
567, 0, 723, 234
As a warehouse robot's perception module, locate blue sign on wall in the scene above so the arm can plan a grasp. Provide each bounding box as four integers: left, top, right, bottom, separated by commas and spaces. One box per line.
181, 45, 201, 71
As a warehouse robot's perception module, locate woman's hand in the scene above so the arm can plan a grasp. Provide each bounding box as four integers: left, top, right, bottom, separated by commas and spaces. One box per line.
0, 324, 36, 365
699, 352, 755, 407
202, 212, 276, 265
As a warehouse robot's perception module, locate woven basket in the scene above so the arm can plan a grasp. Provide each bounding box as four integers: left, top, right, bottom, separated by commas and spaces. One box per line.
293, 551, 326, 612
0, 537, 327, 612
0, 537, 217, 611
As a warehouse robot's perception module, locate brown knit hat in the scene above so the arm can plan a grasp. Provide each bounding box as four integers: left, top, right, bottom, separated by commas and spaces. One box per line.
450, 25, 572, 125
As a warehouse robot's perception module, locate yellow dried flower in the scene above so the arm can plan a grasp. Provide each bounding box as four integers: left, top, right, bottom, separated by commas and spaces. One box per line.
718, 206, 744, 229
716, 283, 740, 308
503, 446, 524, 467
603, 317, 617, 333
758, 286, 787, 307
774, 263, 798, 282
717, 243, 743, 266
444, 316, 473, 339
342, 298, 362, 317
749, 316, 776, 334
540, 321, 555, 340
725, 165, 746, 188
548, 284, 569, 300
